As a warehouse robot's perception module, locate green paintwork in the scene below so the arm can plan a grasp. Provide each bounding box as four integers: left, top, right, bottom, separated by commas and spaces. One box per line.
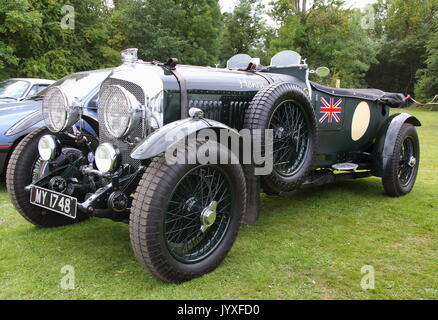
312, 92, 388, 153
157, 63, 390, 167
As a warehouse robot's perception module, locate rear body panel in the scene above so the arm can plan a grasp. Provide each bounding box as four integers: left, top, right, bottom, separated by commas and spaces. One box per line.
311, 88, 389, 162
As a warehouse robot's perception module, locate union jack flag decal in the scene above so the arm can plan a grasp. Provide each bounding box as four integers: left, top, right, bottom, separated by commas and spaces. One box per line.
319, 97, 343, 124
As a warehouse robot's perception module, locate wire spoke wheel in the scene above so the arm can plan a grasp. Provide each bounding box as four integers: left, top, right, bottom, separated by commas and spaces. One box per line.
382, 123, 420, 197
398, 136, 417, 187
130, 141, 246, 283
269, 100, 310, 177
165, 165, 233, 263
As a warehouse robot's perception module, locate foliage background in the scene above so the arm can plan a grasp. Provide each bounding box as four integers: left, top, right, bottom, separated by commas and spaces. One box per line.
0, 0, 436, 100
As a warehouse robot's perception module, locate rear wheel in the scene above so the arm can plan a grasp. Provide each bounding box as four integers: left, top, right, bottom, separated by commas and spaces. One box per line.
6, 127, 90, 227
382, 123, 420, 197
130, 141, 246, 283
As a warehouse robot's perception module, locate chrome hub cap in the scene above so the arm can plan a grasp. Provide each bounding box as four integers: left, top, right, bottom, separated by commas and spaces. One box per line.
275, 127, 285, 139
200, 201, 218, 233
408, 156, 417, 168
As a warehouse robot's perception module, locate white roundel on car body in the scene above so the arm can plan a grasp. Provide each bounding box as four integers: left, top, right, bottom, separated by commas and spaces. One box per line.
351, 101, 371, 141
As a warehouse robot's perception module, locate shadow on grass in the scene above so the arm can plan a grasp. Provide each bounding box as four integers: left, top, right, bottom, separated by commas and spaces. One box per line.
259, 177, 386, 215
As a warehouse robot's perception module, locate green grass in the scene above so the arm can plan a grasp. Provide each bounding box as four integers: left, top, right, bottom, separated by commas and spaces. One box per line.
1, 108, 437, 300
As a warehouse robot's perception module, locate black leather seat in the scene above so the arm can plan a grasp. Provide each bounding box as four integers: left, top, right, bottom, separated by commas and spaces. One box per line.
310, 82, 406, 108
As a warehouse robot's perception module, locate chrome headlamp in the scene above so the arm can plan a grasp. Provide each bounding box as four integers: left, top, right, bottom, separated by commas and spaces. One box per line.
38, 135, 61, 161
95, 143, 121, 173
43, 87, 80, 133
100, 85, 143, 139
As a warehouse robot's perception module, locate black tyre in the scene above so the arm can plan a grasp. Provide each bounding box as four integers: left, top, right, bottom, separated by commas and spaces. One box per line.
244, 82, 317, 193
130, 141, 246, 283
6, 127, 90, 227
382, 123, 420, 197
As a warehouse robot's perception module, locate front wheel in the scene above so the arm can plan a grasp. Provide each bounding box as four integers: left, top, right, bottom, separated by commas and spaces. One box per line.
382, 123, 420, 197
129, 141, 247, 283
6, 127, 90, 227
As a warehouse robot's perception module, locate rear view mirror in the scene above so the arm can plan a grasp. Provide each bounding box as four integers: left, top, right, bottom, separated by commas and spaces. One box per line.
315, 67, 330, 78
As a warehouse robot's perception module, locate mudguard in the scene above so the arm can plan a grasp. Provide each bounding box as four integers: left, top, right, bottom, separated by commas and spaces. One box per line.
5, 109, 98, 137
130, 117, 261, 225
131, 117, 241, 160
372, 113, 421, 177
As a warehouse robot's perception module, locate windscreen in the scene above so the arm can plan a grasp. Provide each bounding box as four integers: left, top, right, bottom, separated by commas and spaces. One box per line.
227, 54, 252, 69
0, 80, 30, 100
270, 50, 302, 67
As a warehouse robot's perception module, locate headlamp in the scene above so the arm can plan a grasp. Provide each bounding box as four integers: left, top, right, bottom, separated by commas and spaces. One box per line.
95, 143, 121, 173
38, 135, 61, 161
43, 87, 80, 133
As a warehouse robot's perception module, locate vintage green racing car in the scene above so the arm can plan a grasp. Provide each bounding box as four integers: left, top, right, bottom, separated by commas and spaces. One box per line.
7, 49, 421, 283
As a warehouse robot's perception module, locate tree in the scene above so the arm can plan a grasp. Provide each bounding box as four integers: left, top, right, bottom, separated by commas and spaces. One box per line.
415, 9, 438, 101
115, 0, 222, 66
366, 0, 435, 95
269, 0, 376, 87
0, 0, 119, 80
219, 0, 272, 65
0, 0, 41, 79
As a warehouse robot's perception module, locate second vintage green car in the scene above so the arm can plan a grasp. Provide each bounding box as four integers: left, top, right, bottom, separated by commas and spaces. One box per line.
7, 49, 420, 283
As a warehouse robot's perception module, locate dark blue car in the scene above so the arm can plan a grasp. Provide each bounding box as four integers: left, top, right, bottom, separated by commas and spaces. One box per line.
0, 69, 113, 175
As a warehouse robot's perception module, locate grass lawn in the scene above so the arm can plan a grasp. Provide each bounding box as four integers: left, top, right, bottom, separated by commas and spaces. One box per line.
0, 108, 437, 300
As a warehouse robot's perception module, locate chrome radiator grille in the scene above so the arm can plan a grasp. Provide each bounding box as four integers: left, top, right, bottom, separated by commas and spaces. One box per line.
100, 78, 145, 105
99, 78, 147, 168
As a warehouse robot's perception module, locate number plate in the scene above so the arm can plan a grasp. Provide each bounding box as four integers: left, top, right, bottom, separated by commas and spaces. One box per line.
30, 186, 77, 219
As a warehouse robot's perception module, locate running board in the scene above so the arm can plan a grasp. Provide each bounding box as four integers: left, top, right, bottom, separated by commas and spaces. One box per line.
300, 169, 372, 189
